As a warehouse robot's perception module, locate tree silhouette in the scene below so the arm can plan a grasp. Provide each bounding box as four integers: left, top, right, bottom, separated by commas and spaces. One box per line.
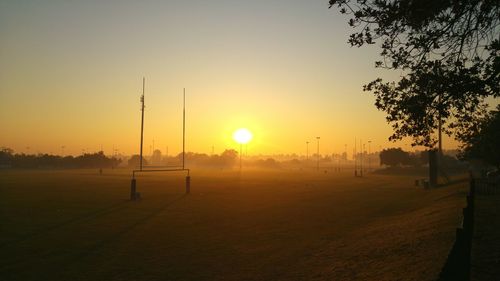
459, 105, 500, 168
127, 155, 148, 168
380, 148, 411, 167
0, 147, 14, 166
0, 149, 120, 169
151, 149, 162, 165
329, 0, 499, 147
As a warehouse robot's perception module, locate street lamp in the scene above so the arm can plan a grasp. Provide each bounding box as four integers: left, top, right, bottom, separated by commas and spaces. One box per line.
316, 137, 320, 171
233, 128, 253, 172
306, 141, 309, 161
362, 143, 366, 176
368, 140, 372, 171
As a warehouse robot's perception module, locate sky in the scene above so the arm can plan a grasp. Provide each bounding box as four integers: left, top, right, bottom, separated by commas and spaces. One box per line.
0, 0, 462, 157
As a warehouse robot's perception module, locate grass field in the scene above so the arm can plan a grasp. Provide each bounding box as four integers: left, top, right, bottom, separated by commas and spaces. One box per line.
0, 168, 468, 281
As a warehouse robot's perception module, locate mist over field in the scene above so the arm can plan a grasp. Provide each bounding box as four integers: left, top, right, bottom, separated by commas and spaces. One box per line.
2, 0, 498, 280
0, 168, 468, 281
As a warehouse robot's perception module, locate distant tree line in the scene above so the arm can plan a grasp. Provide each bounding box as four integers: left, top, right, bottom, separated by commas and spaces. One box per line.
0, 148, 121, 169
379, 148, 463, 169
127, 149, 239, 169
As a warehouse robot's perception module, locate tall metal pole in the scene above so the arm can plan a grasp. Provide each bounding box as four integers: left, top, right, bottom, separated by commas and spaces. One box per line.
344, 143, 347, 171
139, 77, 145, 171
360, 139, 363, 177
354, 137, 357, 176
368, 140, 371, 171
438, 94, 443, 180
363, 143, 366, 175
240, 143, 242, 171
306, 141, 309, 160
438, 95, 443, 157
316, 137, 320, 171
183, 88, 186, 169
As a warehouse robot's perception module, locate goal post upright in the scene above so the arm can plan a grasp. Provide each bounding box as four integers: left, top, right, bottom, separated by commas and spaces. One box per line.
131, 83, 191, 200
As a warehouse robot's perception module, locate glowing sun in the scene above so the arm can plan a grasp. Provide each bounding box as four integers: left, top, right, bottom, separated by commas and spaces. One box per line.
233, 128, 253, 144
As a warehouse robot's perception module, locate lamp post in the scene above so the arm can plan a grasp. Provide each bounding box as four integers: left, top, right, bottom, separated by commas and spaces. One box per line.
233, 128, 252, 173
316, 137, 320, 171
306, 141, 309, 161
344, 144, 347, 171
368, 140, 371, 171
362, 143, 365, 176
239, 143, 243, 171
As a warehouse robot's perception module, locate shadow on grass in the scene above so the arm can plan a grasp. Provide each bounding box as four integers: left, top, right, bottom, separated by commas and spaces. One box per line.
0, 200, 130, 249
55, 194, 188, 268
0, 195, 187, 275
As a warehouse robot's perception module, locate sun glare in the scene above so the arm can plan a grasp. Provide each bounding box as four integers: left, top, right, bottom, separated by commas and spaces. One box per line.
233, 128, 253, 144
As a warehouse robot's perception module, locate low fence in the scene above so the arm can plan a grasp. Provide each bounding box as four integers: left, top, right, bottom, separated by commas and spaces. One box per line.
437, 176, 499, 281
437, 179, 476, 281
474, 178, 499, 195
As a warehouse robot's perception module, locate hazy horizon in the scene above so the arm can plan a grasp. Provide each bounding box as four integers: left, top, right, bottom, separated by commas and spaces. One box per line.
1, 0, 463, 156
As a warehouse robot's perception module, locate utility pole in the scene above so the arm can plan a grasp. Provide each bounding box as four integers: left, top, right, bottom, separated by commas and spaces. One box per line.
316, 137, 320, 171
354, 137, 357, 177
438, 94, 443, 157
139, 77, 145, 170
362, 143, 366, 176
182, 88, 186, 169
239, 143, 243, 171
368, 140, 371, 171
359, 139, 363, 177
306, 141, 309, 161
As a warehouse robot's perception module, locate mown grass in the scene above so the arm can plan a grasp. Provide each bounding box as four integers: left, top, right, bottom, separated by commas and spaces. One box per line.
0, 168, 467, 281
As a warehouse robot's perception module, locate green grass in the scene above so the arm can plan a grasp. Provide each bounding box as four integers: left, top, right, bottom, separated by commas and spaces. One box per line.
0, 168, 467, 281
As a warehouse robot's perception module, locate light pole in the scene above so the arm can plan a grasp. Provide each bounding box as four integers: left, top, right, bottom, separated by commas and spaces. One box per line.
344, 144, 347, 171
239, 143, 243, 170
233, 128, 252, 173
368, 140, 371, 171
316, 137, 320, 171
362, 143, 366, 176
306, 141, 309, 161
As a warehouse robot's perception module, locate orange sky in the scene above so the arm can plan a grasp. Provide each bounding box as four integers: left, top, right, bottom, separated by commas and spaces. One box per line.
0, 1, 463, 156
